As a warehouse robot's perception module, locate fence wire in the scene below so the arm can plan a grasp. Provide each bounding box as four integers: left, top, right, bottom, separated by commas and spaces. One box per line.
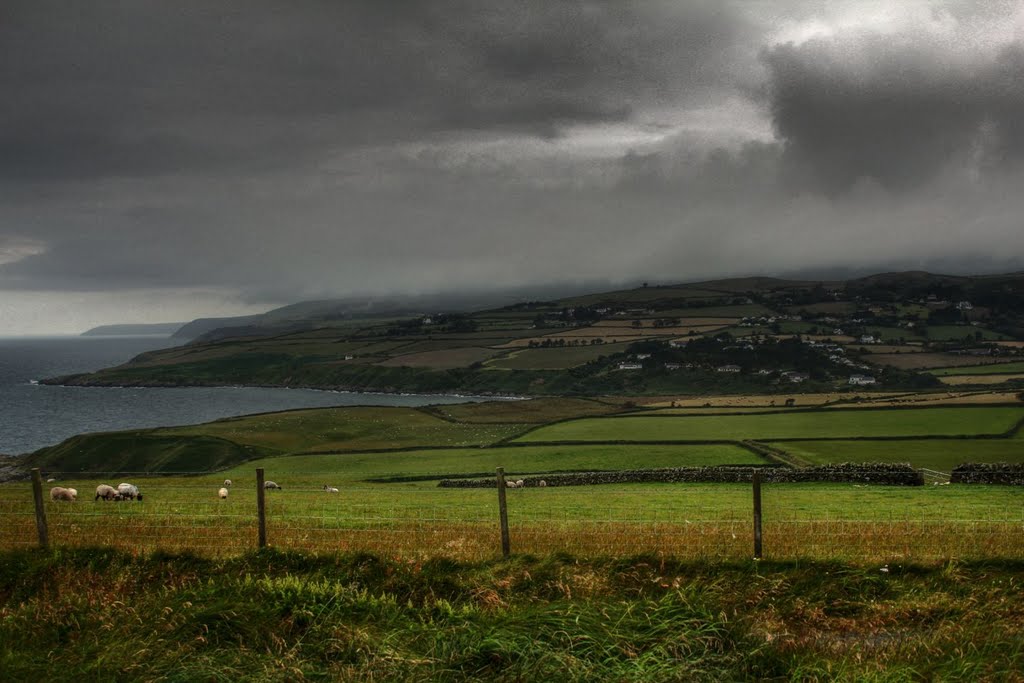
4, 470, 1022, 562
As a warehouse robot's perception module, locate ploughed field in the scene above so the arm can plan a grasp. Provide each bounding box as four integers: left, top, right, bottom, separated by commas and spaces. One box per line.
6, 399, 1024, 562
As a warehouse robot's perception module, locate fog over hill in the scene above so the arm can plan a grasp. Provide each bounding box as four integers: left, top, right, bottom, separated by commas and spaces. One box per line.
2, 2, 1023, 334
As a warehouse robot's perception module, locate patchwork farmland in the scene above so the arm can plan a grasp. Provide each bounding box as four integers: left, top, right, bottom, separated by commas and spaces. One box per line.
6, 396, 1024, 563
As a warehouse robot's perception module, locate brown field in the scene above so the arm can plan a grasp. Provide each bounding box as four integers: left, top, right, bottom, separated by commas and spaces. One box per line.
867, 353, 1024, 370
861, 390, 1023, 406
375, 347, 498, 369
939, 373, 1024, 386
993, 341, 1024, 348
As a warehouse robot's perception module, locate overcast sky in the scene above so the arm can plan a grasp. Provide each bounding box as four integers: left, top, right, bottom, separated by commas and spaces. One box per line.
2, 1, 1023, 333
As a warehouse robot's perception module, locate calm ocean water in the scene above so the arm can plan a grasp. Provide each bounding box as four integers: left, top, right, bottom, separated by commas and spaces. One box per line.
0, 336, 492, 456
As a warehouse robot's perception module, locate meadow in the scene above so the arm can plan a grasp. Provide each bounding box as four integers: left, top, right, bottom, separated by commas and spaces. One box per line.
8, 399, 1024, 564
772, 438, 1024, 470
927, 360, 1024, 376
514, 406, 1024, 443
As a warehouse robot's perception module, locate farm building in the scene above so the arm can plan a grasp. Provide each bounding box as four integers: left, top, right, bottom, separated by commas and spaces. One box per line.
849, 374, 877, 386
716, 364, 741, 373
617, 362, 643, 371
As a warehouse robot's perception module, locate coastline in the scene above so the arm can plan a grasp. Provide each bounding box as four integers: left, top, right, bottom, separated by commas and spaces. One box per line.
37, 374, 527, 401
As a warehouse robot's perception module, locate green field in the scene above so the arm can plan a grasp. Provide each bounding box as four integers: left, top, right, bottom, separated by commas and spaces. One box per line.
924, 325, 1010, 341
219, 443, 766, 482
485, 343, 631, 370
515, 407, 1024, 443
161, 406, 531, 454
927, 361, 1024, 376
772, 439, 1024, 470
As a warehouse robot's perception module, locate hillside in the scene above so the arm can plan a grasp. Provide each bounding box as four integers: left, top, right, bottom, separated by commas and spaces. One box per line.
48, 271, 1024, 396
81, 322, 188, 336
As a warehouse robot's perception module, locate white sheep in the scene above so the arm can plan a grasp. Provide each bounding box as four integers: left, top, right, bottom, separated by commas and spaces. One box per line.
67, 488, 78, 498
223, 479, 232, 488
538, 480, 547, 488
323, 485, 339, 493
46, 477, 56, 483
218, 487, 229, 499
264, 481, 282, 490
515, 479, 525, 488
95, 484, 122, 501
505, 481, 518, 489
50, 486, 76, 501
117, 482, 142, 501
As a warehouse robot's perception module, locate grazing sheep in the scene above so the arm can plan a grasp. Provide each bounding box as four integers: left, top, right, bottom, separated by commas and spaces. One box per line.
223, 479, 232, 488
95, 484, 122, 501
50, 486, 76, 501
515, 479, 525, 488
323, 485, 339, 493
46, 477, 56, 483
218, 487, 229, 499
505, 481, 518, 489
117, 482, 142, 501
264, 480, 282, 490
67, 488, 78, 498
538, 480, 547, 488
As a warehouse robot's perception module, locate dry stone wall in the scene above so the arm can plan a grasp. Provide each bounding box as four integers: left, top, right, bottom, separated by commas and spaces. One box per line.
950, 463, 1024, 485
439, 463, 924, 488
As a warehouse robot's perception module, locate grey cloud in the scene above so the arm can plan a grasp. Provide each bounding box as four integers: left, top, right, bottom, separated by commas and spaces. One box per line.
0, 0, 744, 181
763, 36, 1024, 193
2, 1, 1024, 333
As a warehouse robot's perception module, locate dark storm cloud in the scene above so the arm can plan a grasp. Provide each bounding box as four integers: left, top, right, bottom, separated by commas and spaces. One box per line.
2, 1, 1024, 332
0, 0, 743, 180
764, 35, 1024, 193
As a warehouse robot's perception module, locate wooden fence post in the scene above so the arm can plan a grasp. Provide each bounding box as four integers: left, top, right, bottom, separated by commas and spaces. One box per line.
256, 468, 267, 548
496, 467, 510, 558
752, 469, 763, 560
31, 468, 49, 551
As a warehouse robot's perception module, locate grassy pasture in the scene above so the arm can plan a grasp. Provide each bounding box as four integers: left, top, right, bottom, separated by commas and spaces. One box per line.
375, 347, 498, 369
939, 373, 1024, 385
423, 398, 621, 423
647, 303, 774, 317
3, 476, 1021, 563
772, 438, 1024, 471
646, 392, 899, 408
540, 324, 725, 339
592, 317, 739, 328
227, 443, 766, 483
514, 407, 1024, 443
925, 325, 1010, 341
866, 352, 1024, 370
162, 406, 532, 455
928, 360, 1024, 376
485, 343, 630, 369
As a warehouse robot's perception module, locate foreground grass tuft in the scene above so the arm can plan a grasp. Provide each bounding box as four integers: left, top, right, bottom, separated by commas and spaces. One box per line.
2, 549, 1023, 681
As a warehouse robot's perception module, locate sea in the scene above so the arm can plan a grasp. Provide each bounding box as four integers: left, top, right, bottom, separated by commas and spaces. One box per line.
0, 335, 493, 456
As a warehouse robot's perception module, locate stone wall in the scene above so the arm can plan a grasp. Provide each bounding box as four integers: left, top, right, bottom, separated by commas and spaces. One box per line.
439, 463, 924, 488
950, 463, 1024, 485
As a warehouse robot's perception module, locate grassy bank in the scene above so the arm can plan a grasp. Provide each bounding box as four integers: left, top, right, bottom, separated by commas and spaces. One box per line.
1, 549, 1022, 681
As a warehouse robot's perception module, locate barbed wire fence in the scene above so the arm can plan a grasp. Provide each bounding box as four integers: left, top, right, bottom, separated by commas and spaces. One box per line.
5, 466, 1023, 562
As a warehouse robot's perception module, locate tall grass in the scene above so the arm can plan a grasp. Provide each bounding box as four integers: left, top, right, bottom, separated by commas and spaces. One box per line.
2, 549, 1023, 681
